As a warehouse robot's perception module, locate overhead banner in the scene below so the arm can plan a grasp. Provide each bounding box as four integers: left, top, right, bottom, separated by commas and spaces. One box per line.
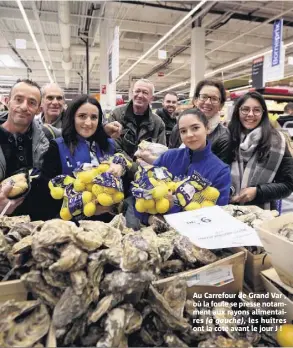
272, 19, 283, 67
108, 26, 119, 85
251, 56, 264, 89
263, 45, 285, 83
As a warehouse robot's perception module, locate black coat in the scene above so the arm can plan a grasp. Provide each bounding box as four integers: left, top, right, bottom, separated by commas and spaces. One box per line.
169, 123, 232, 165
155, 108, 176, 146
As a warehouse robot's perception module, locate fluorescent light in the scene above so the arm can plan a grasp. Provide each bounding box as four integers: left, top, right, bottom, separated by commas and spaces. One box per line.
16, 0, 53, 83
115, 0, 207, 83
154, 80, 189, 95
0, 54, 24, 68
228, 85, 252, 92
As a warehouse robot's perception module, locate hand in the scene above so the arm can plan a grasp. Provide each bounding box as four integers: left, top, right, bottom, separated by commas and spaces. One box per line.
136, 150, 156, 165
94, 204, 112, 216
104, 121, 122, 139
165, 190, 174, 209
108, 163, 124, 177
0, 182, 24, 215
230, 187, 257, 204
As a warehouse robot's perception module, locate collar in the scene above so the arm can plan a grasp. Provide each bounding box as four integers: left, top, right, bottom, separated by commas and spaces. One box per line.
41, 111, 63, 126
185, 141, 212, 162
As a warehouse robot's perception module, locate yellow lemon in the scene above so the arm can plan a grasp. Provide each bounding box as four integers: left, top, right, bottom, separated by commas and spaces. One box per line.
97, 193, 113, 206
147, 207, 157, 214
147, 171, 153, 178
82, 191, 93, 205
135, 198, 146, 213
155, 198, 170, 214
174, 181, 184, 191
201, 186, 220, 201
104, 187, 117, 195
190, 181, 203, 191
76, 171, 94, 184
143, 199, 155, 210
177, 192, 186, 207
92, 184, 104, 196
63, 176, 75, 185
60, 207, 72, 221
193, 192, 204, 203
74, 179, 86, 192
277, 324, 293, 347
97, 163, 110, 174
167, 182, 176, 192
113, 191, 124, 203
185, 202, 201, 211
48, 181, 54, 190
149, 177, 159, 186
86, 183, 94, 192
50, 187, 64, 200
152, 184, 168, 200
201, 200, 215, 208
83, 202, 96, 217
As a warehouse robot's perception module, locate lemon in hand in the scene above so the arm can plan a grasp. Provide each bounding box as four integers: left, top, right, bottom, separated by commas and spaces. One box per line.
144, 199, 155, 210
152, 184, 168, 200
201, 186, 220, 201
97, 193, 113, 206
113, 191, 124, 203
76, 171, 94, 184
155, 198, 170, 214
277, 324, 293, 347
135, 198, 146, 213
104, 187, 117, 195
83, 202, 96, 217
82, 191, 93, 204
50, 187, 64, 200
201, 200, 215, 208
185, 202, 201, 211
60, 207, 72, 221
92, 184, 104, 196
74, 179, 86, 192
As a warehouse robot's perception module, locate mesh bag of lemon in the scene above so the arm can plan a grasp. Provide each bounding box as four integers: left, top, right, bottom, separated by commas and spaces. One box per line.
175, 171, 220, 211
134, 140, 168, 161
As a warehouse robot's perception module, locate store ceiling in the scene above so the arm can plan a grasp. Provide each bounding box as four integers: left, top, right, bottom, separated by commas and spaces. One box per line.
0, 1, 293, 98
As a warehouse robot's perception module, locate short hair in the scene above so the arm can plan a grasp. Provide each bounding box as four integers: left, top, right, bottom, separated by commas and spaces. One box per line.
133, 79, 155, 95
193, 79, 226, 105
41, 82, 64, 98
178, 107, 209, 128
284, 102, 293, 113
163, 91, 178, 100
9, 78, 41, 100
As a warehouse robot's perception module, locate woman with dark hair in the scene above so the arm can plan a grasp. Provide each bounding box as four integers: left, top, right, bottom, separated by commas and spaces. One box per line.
18, 95, 123, 221
168, 79, 231, 164
229, 91, 293, 209
135, 108, 231, 225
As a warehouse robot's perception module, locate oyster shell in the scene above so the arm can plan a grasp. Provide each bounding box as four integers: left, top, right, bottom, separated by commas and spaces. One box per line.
88, 294, 123, 325
70, 270, 88, 295
0, 215, 30, 229
73, 228, 103, 251
49, 243, 87, 272
164, 332, 189, 347
198, 336, 253, 348
278, 223, 293, 242
12, 235, 33, 254
162, 278, 187, 318
109, 214, 126, 231
42, 269, 69, 289
160, 259, 185, 274
213, 301, 240, 339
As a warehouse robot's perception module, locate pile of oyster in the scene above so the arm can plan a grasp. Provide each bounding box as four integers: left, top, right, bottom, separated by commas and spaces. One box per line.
276, 222, 293, 242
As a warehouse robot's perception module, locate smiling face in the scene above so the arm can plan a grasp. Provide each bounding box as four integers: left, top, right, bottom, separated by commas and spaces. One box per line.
239, 97, 263, 131
132, 81, 153, 113
179, 114, 208, 151
42, 84, 65, 121
194, 85, 222, 119
163, 93, 178, 115
74, 102, 99, 138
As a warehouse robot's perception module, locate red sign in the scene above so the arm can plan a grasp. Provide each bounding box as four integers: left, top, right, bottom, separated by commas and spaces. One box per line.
101, 85, 107, 94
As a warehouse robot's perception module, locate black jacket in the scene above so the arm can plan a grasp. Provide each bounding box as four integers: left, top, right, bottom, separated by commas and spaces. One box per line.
169, 123, 232, 165
155, 108, 176, 146
277, 114, 293, 128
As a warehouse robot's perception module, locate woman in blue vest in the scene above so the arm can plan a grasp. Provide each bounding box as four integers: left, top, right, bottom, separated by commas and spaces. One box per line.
22, 95, 122, 221
135, 108, 231, 225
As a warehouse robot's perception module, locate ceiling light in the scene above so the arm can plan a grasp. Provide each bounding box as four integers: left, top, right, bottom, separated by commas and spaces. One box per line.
0, 54, 24, 68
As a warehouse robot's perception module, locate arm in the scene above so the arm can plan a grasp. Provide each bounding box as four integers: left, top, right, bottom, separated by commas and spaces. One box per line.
169, 124, 181, 149
212, 167, 231, 206
157, 121, 166, 146
212, 130, 233, 165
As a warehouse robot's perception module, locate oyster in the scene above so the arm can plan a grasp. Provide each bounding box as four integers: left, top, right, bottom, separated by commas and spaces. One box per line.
49, 243, 87, 272
11, 235, 33, 254
32, 246, 57, 268
80, 325, 104, 347
63, 314, 87, 346
120, 237, 148, 272
278, 223, 293, 242
109, 214, 126, 231
43, 269, 69, 289
140, 319, 164, 346
164, 332, 189, 347
73, 228, 103, 251
121, 303, 143, 334
70, 270, 88, 295
160, 259, 185, 274
213, 301, 240, 339
150, 215, 171, 233
162, 278, 187, 318
0, 215, 30, 229
198, 336, 253, 348
88, 294, 123, 324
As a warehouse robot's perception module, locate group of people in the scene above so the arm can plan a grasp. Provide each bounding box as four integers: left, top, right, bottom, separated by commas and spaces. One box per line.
0, 77, 293, 229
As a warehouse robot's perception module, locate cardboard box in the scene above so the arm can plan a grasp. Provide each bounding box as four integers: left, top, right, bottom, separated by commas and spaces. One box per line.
257, 213, 293, 287
261, 268, 293, 323
153, 249, 246, 298
0, 279, 56, 347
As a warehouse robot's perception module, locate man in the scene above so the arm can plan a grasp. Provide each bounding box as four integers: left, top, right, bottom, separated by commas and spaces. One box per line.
277, 102, 293, 128
0, 78, 49, 214
156, 92, 178, 146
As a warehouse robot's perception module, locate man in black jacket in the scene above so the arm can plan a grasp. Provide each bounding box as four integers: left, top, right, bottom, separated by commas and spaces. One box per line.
156, 92, 178, 146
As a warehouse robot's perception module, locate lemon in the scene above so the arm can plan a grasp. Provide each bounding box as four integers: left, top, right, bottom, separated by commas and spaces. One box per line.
185, 202, 201, 211
97, 193, 113, 206
104, 187, 117, 195
149, 177, 159, 186
50, 187, 64, 200
190, 181, 203, 191
77, 171, 94, 184
92, 184, 104, 196
135, 198, 146, 213
277, 324, 293, 347
201, 186, 220, 201
83, 202, 96, 217
147, 207, 157, 214
201, 200, 215, 208
144, 199, 155, 210
97, 163, 110, 174
174, 181, 184, 191
147, 171, 153, 178
152, 184, 168, 200
60, 207, 72, 221
86, 183, 94, 192
74, 179, 86, 192
48, 181, 54, 190
113, 191, 124, 203
63, 176, 75, 185
167, 182, 176, 192
155, 198, 170, 214
177, 192, 186, 207
82, 191, 93, 205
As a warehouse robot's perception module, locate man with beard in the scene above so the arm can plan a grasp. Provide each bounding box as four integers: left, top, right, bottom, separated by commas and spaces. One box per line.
156, 92, 178, 146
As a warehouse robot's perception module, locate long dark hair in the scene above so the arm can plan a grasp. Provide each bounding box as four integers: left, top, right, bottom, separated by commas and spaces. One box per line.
62, 95, 110, 153
178, 107, 209, 128
228, 91, 276, 161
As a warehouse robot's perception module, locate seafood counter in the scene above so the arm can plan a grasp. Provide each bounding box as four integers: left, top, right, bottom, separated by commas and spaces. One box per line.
0, 206, 292, 347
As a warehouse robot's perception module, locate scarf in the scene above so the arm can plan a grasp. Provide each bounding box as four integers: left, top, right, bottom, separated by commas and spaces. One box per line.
231, 128, 286, 209
208, 113, 221, 134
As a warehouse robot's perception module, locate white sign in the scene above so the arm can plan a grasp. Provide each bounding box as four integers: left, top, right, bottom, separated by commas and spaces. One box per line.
263, 44, 285, 82
186, 265, 234, 287
164, 206, 263, 249
158, 49, 167, 59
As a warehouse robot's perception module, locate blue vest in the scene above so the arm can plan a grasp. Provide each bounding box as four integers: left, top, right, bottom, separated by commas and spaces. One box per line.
55, 137, 115, 175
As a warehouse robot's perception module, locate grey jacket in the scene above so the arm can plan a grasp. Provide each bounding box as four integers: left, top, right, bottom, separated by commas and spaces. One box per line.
0, 112, 49, 181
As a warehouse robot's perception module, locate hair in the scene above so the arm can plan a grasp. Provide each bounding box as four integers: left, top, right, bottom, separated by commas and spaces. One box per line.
163, 91, 178, 100
284, 102, 293, 114
9, 78, 41, 101
228, 91, 276, 161
193, 79, 226, 105
134, 79, 155, 95
62, 95, 110, 153
178, 107, 209, 128
41, 82, 64, 99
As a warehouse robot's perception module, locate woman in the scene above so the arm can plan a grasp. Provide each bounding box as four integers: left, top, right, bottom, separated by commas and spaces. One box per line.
135, 108, 231, 225
229, 91, 293, 209
168, 79, 231, 164
19, 95, 123, 221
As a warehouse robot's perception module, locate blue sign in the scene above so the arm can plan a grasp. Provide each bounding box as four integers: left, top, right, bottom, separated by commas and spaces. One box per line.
272, 19, 283, 67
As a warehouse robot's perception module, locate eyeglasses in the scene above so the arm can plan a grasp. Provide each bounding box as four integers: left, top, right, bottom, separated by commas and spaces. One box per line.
198, 94, 220, 104
240, 106, 263, 116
